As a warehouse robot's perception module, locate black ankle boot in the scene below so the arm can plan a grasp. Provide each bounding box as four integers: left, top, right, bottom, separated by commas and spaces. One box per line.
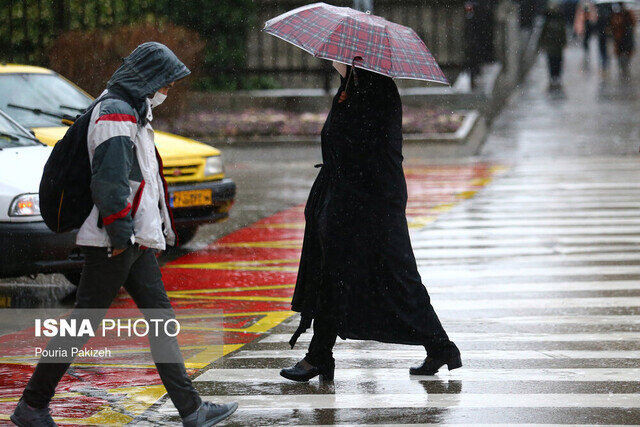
280, 358, 335, 382
410, 343, 462, 376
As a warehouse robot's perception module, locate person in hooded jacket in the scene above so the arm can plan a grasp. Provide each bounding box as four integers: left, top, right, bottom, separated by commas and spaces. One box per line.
280, 62, 461, 383
11, 43, 237, 427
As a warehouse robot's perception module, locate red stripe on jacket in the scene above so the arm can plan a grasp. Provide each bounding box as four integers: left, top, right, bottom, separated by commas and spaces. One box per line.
103, 203, 132, 226
95, 113, 137, 124
131, 180, 146, 218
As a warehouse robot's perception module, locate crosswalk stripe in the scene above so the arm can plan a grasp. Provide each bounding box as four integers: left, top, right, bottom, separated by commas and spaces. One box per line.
464, 196, 640, 203
429, 297, 640, 310
414, 246, 638, 258
427, 280, 640, 293
481, 182, 640, 190
446, 315, 640, 325
229, 350, 640, 360
435, 218, 640, 227
458, 202, 640, 209
416, 252, 640, 263
193, 368, 640, 383
257, 332, 640, 344
444, 209, 640, 218
415, 226, 640, 236
160, 393, 640, 411
416, 266, 640, 279
410, 237, 640, 247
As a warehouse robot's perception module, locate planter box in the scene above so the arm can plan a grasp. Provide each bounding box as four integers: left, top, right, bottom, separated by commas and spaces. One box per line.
200, 110, 485, 155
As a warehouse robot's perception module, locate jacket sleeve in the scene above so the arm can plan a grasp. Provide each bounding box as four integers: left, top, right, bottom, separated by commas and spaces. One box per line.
89, 101, 138, 249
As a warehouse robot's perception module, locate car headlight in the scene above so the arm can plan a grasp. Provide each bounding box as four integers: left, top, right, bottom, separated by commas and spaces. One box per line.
204, 156, 224, 177
9, 193, 40, 217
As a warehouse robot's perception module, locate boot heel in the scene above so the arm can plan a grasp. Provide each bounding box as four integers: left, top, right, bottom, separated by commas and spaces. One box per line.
447, 354, 462, 371
319, 366, 335, 381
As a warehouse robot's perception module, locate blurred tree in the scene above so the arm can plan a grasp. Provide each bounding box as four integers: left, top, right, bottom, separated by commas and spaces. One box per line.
49, 22, 205, 121
165, 0, 258, 90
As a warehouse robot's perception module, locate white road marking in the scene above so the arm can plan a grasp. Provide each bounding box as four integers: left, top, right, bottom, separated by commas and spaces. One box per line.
160, 393, 640, 411
410, 237, 640, 247
444, 315, 640, 325
258, 331, 640, 344
414, 226, 640, 237
415, 251, 640, 263
230, 350, 640, 360
426, 280, 640, 293
194, 368, 640, 383
429, 297, 640, 310
416, 265, 640, 279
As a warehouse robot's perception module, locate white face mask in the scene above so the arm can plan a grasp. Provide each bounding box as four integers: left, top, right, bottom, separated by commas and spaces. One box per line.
149, 91, 167, 108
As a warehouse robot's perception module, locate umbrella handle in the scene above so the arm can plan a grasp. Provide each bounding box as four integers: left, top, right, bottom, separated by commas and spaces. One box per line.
350, 56, 363, 87
339, 56, 364, 103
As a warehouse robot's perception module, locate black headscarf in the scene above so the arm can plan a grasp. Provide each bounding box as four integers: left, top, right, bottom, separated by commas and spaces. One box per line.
336, 65, 403, 143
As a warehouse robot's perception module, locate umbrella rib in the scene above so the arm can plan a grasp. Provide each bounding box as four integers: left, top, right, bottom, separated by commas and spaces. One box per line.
383, 25, 397, 79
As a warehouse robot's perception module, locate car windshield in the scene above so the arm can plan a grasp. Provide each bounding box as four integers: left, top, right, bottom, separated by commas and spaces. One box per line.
0, 73, 92, 128
0, 112, 40, 148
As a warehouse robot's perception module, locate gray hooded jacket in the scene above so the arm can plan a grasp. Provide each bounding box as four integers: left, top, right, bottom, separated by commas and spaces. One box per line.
76, 42, 190, 250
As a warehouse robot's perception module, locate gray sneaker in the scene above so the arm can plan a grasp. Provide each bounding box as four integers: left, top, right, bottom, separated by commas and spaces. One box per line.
10, 399, 57, 427
182, 401, 238, 427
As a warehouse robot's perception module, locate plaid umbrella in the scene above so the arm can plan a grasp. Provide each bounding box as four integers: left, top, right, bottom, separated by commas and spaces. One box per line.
263, 2, 448, 84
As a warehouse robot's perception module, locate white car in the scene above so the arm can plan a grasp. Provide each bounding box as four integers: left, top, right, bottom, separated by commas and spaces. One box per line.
0, 110, 82, 281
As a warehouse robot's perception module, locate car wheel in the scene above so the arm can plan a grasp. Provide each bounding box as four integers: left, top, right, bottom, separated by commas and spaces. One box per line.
176, 226, 199, 246
63, 270, 82, 287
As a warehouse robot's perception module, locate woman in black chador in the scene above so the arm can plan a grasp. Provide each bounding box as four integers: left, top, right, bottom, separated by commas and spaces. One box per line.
280, 62, 461, 382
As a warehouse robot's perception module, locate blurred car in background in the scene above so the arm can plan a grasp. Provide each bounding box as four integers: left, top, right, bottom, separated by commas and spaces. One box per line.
0, 109, 83, 281
0, 63, 236, 247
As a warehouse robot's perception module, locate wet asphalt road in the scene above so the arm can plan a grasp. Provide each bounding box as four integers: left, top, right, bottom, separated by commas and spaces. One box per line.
4, 39, 640, 425
152, 43, 640, 425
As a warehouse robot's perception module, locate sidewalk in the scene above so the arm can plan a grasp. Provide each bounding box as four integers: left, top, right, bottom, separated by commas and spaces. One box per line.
482, 39, 640, 158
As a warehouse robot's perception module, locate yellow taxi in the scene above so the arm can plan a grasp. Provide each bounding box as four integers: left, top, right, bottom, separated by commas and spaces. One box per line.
0, 64, 236, 248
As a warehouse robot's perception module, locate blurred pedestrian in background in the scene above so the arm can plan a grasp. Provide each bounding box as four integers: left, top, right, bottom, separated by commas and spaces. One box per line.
595, 2, 613, 77
464, 0, 495, 89
574, 1, 599, 65
609, 2, 636, 79
563, 0, 580, 29
540, 1, 568, 89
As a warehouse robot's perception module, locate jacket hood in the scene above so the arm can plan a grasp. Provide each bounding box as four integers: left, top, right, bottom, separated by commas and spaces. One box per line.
106, 42, 191, 103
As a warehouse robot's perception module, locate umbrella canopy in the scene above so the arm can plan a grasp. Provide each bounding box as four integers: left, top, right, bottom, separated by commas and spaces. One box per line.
263, 2, 448, 84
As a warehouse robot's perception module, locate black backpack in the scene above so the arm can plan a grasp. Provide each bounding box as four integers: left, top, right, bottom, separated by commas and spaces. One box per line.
39, 94, 126, 233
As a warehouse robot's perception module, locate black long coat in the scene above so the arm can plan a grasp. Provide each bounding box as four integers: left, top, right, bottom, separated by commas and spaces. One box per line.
290, 68, 448, 348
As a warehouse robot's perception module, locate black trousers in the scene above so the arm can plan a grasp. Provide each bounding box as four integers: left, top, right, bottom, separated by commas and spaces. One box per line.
305, 317, 338, 366
22, 245, 201, 418
547, 53, 563, 79
583, 24, 592, 52
305, 315, 452, 366
598, 33, 609, 69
